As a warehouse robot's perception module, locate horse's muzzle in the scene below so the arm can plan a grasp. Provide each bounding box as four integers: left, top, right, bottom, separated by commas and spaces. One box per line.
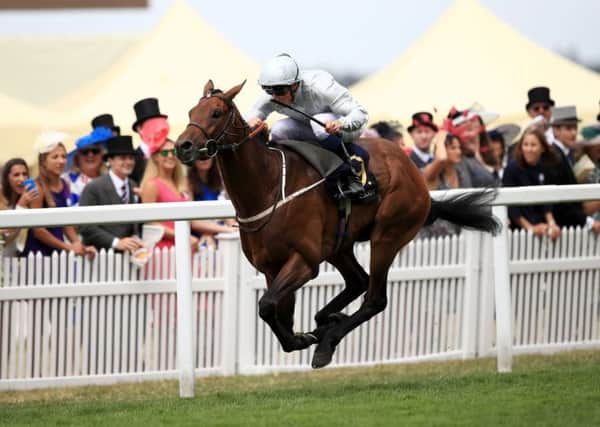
176, 139, 218, 164
175, 140, 197, 166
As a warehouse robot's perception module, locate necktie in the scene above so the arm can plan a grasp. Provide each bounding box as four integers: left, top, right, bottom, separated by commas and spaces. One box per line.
121, 183, 128, 204
567, 150, 575, 166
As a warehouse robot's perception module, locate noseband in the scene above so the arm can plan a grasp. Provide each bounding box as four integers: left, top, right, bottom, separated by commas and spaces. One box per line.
185, 92, 250, 158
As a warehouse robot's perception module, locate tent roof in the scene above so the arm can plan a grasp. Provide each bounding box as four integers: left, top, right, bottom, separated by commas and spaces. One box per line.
0, 35, 136, 106
52, 0, 262, 137
0, 92, 57, 127
0, 92, 62, 163
351, 0, 600, 126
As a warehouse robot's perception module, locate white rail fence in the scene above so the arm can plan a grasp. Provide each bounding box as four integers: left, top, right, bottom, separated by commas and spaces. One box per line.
0, 185, 599, 393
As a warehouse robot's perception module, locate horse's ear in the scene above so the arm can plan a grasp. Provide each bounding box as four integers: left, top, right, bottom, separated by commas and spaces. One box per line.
224, 80, 246, 101
203, 80, 214, 97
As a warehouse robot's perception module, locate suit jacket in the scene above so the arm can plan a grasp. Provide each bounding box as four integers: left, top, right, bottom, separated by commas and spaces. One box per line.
545, 145, 587, 227
129, 146, 147, 186
409, 150, 430, 170
78, 175, 141, 249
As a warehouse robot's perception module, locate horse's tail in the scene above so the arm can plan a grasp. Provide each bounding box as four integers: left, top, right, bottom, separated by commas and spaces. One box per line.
425, 188, 502, 235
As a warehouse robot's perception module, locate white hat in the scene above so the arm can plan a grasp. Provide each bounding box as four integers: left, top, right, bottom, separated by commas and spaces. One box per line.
33, 130, 69, 154
468, 103, 499, 125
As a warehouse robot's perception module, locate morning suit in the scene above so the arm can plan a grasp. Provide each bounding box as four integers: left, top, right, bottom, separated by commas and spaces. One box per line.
78, 174, 141, 249
545, 145, 587, 227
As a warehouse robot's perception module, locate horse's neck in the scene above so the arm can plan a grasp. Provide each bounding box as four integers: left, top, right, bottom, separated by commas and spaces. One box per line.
217, 137, 281, 217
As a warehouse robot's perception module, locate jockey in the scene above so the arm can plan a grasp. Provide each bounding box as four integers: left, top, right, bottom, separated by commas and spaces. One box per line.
246, 53, 373, 202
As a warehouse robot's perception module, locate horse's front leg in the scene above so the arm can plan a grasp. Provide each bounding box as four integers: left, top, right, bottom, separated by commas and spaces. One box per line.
258, 252, 318, 352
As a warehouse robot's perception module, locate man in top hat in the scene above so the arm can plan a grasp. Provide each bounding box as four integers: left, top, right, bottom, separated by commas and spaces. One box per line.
545, 106, 600, 232
78, 135, 144, 253
407, 112, 438, 170
130, 97, 169, 185
91, 114, 121, 136
525, 86, 556, 143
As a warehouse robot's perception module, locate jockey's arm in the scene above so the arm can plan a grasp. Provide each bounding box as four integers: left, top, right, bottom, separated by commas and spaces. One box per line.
321, 76, 368, 134
244, 92, 275, 127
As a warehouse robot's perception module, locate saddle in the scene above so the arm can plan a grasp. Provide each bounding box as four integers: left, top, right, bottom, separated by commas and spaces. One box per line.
272, 139, 378, 203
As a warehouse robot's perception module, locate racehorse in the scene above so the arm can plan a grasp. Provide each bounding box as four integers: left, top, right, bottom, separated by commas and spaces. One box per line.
176, 80, 500, 368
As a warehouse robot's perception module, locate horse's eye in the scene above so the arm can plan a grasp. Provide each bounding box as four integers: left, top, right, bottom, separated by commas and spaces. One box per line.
212, 110, 223, 119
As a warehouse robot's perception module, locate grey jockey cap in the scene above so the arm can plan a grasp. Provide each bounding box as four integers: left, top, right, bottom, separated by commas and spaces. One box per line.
258, 53, 300, 87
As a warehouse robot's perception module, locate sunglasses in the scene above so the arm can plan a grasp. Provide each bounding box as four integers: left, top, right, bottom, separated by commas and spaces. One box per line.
262, 85, 291, 96
530, 104, 550, 112
159, 149, 177, 157
80, 147, 102, 156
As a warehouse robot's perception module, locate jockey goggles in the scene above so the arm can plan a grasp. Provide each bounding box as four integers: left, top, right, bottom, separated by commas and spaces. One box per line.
262, 85, 292, 96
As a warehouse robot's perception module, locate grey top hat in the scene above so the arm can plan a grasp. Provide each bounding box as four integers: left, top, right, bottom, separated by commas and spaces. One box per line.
550, 105, 581, 126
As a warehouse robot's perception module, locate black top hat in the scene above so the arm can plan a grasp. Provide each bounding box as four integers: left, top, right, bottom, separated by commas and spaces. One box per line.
526, 86, 555, 110
407, 112, 438, 133
92, 114, 121, 135
103, 135, 137, 160
132, 98, 168, 132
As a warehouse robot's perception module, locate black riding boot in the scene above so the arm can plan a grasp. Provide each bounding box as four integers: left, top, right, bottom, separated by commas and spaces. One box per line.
322, 136, 377, 203
339, 143, 377, 203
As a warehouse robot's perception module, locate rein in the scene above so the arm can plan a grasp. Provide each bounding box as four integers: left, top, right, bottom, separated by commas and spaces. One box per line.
185, 91, 324, 233
186, 92, 265, 157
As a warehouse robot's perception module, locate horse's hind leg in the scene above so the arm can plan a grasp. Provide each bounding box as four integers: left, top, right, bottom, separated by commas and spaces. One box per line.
258, 252, 318, 352
311, 249, 369, 339
312, 234, 412, 368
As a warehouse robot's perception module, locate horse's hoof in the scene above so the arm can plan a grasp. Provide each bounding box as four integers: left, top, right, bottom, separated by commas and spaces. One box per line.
294, 332, 318, 350
311, 342, 334, 369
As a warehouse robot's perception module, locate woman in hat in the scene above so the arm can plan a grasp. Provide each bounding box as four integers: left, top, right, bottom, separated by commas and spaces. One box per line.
501, 128, 561, 240
443, 107, 497, 187
22, 132, 96, 257
0, 158, 39, 257
418, 131, 471, 238
64, 126, 112, 206
140, 138, 235, 250
487, 124, 521, 179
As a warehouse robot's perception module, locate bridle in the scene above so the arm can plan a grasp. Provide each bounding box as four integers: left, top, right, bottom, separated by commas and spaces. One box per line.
184, 92, 252, 159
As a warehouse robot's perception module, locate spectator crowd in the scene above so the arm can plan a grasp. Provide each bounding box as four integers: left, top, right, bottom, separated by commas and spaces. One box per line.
1, 85, 600, 262
0, 97, 236, 263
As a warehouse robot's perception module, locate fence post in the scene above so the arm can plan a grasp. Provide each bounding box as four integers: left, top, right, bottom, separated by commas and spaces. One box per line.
462, 230, 482, 359
476, 233, 496, 357
491, 206, 513, 372
237, 255, 258, 375
218, 232, 241, 375
174, 221, 194, 398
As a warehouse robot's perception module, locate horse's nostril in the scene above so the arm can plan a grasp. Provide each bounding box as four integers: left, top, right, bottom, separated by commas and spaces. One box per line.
180, 140, 194, 152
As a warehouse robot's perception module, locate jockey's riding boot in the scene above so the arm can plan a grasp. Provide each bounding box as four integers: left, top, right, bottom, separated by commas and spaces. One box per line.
321, 135, 377, 203
342, 172, 367, 197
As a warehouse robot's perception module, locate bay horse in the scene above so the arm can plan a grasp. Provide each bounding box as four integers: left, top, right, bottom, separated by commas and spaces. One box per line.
176, 80, 500, 368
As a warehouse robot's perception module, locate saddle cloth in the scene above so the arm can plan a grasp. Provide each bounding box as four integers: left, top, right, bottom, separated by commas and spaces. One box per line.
273, 139, 344, 178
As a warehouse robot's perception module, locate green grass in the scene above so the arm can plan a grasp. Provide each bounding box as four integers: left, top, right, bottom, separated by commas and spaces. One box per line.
1, 351, 600, 426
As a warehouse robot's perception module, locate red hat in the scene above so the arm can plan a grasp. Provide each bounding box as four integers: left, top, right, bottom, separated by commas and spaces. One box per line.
407, 112, 438, 133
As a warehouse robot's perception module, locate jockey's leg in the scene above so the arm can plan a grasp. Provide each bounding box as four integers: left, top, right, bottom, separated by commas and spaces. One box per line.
270, 118, 314, 142
311, 114, 374, 202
